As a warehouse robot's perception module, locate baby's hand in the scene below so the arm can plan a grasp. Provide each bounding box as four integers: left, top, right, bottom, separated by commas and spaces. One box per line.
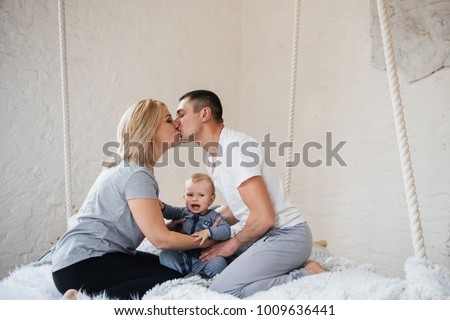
192, 229, 211, 245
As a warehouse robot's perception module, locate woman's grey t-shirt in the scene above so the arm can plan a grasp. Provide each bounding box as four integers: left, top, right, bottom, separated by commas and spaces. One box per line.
51, 163, 158, 272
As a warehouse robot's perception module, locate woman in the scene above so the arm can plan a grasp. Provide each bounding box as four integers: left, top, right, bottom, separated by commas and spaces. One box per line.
51, 99, 213, 299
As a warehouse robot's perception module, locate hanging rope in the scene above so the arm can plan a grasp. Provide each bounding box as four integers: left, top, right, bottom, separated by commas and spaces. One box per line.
57, 0, 74, 223
376, 0, 426, 259
285, 0, 301, 194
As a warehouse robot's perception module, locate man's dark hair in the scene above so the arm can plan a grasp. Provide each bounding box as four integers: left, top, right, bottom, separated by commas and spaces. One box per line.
179, 90, 224, 123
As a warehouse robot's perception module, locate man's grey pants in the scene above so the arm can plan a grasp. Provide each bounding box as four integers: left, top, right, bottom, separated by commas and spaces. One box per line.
209, 222, 312, 298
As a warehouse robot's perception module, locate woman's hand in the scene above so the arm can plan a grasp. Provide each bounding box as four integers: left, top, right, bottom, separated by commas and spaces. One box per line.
165, 218, 186, 231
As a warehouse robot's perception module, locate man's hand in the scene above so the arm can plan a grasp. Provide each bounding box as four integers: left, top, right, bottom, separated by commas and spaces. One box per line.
199, 237, 240, 261
217, 205, 239, 226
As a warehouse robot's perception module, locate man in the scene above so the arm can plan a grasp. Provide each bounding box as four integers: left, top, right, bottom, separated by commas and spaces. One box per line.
174, 90, 324, 298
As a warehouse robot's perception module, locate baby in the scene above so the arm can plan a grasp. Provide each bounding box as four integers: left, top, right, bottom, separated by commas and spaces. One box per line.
159, 173, 231, 278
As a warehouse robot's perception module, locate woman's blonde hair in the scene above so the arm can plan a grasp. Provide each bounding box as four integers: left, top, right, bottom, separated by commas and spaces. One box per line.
109, 99, 165, 169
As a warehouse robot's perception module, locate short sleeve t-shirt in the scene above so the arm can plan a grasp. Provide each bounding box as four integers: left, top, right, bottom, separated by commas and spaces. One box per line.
206, 127, 305, 228
51, 163, 158, 272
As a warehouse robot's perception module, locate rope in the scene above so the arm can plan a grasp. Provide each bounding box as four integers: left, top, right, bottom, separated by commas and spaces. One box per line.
57, 0, 74, 223
285, 0, 301, 194
376, 0, 426, 259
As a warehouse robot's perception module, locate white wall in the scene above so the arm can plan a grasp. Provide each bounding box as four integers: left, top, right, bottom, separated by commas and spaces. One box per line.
1, 0, 449, 280
0, 0, 241, 279
239, 0, 450, 277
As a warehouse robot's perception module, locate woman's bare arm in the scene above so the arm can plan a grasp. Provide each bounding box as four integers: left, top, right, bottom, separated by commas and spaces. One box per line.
128, 198, 214, 250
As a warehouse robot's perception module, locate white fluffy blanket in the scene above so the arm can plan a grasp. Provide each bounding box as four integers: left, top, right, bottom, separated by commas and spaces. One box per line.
1, 241, 449, 300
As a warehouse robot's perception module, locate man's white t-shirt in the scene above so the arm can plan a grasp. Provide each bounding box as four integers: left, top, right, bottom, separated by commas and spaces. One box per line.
206, 127, 305, 229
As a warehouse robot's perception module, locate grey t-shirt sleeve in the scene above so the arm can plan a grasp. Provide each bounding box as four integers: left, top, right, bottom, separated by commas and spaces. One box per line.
124, 170, 158, 200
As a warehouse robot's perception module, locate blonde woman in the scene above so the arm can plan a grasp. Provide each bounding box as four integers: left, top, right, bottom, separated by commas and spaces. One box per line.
51, 99, 213, 300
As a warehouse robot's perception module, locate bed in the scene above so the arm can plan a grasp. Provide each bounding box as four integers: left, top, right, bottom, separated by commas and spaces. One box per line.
1, 237, 449, 300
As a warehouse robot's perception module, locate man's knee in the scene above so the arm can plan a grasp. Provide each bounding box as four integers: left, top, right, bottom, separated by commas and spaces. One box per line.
209, 278, 244, 298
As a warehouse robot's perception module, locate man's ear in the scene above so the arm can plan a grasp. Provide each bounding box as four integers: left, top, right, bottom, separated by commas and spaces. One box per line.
200, 106, 212, 122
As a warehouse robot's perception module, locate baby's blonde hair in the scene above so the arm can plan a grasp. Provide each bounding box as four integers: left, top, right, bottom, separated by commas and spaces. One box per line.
186, 173, 215, 195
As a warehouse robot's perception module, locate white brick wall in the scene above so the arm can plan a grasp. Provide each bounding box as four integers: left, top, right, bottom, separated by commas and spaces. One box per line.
0, 0, 241, 278
1, 0, 449, 280
239, 0, 450, 276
